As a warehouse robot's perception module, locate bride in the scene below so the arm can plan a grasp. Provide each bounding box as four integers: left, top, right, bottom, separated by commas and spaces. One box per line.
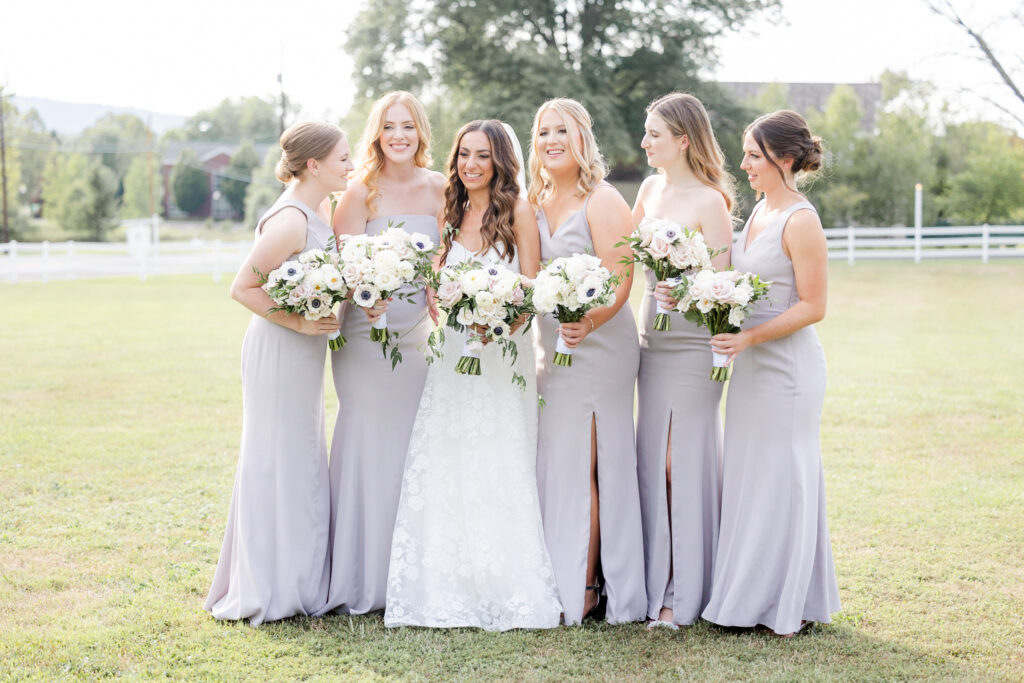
384, 120, 563, 630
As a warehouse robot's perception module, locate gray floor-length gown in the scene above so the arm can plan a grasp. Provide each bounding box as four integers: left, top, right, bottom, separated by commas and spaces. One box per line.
701, 199, 841, 634
535, 188, 647, 625
205, 197, 333, 626
637, 254, 724, 625
322, 214, 438, 615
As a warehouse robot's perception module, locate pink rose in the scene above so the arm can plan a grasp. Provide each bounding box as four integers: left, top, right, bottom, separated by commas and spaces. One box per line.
437, 280, 464, 308
647, 234, 670, 260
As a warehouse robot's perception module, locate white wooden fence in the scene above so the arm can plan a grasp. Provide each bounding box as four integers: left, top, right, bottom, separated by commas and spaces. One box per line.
1, 225, 1022, 283
825, 224, 1024, 264
0, 239, 251, 283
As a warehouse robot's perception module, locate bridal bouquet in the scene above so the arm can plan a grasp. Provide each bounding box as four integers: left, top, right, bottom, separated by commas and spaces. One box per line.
337, 223, 437, 364
618, 218, 723, 331
259, 248, 349, 350
532, 253, 616, 367
428, 259, 532, 388
670, 268, 772, 381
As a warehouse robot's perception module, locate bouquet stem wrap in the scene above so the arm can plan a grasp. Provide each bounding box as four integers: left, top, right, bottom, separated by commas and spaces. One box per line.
553, 336, 573, 367
710, 350, 730, 382
653, 300, 673, 332
370, 311, 389, 343
456, 334, 483, 376
327, 329, 346, 351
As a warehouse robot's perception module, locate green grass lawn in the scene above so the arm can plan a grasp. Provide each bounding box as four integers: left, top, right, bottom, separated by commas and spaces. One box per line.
2, 262, 1022, 680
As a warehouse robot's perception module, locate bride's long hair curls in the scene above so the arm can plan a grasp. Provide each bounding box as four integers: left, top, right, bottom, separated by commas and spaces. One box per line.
648, 92, 736, 214
527, 98, 608, 208
354, 91, 433, 213
441, 120, 520, 265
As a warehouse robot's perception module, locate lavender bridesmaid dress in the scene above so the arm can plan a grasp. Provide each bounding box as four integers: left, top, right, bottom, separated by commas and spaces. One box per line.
636, 249, 723, 625
205, 198, 333, 626
321, 214, 438, 615
534, 188, 647, 625
702, 199, 841, 634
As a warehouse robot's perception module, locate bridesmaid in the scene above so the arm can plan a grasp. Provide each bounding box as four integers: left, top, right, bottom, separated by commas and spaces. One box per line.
633, 93, 734, 629
205, 122, 353, 625
530, 98, 646, 625
702, 110, 841, 636
322, 91, 444, 615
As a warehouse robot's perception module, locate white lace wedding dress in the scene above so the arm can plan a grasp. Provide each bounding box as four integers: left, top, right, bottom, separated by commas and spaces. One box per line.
384, 241, 563, 631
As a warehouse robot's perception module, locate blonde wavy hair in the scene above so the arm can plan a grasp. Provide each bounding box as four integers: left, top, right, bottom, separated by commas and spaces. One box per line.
354, 91, 432, 212
527, 98, 607, 207
648, 93, 736, 214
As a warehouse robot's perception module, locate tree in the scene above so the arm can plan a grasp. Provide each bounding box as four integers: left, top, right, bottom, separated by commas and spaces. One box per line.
345, 0, 779, 171
121, 155, 164, 219
77, 113, 150, 181
220, 140, 260, 217
926, 1, 1024, 128
183, 97, 282, 142
42, 154, 119, 240
941, 123, 1024, 224
171, 148, 208, 215
805, 85, 869, 227
244, 145, 283, 228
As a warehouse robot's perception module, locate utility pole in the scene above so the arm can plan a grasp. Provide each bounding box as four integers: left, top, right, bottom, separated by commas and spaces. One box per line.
147, 118, 155, 217
278, 73, 286, 138
0, 86, 9, 243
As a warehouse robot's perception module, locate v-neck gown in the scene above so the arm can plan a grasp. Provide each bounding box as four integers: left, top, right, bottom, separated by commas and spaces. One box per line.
322, 214, 438, 615
636, 217, 724, 625
701, 199, 841, 634
204, 197, 333, 626
534, 190, 647, 625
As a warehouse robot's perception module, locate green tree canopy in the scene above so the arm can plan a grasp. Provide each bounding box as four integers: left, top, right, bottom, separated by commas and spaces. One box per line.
345, 0, 778, 172
171, 149, 208, 216
183, 97, 283, 142
42, 154, 119, 240
77, 113, 150, 182
122, 155, 165, 219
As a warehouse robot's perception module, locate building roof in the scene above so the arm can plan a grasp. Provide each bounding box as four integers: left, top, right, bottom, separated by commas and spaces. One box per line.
719, 82, 884, 131
161, 140, 274, 166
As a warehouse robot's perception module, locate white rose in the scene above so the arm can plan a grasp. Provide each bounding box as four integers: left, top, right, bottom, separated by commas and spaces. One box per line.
396, 260, 415, 281
647, 234, 670, 260
728, 306, 747, 327
372, 249, 401, 275
491, 270, 517, 298
474, 291, 499, 316
374, 270, 400, 291
564, 256, 588, 279
635, 220, 656, 246
667, 243, 693, 270
298, 249, 323, 264
341, 235, 370, 262
708, 276, 735, 304
437, 280, 464, 308
456, 306, 476, 327
732, 282, 754, 306
340, 261, 363, 286
460, 269, 488, 295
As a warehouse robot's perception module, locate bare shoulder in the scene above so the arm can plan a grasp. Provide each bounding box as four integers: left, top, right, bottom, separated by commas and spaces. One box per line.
513, 196, 538, 223
636, 174, 661, 200
422, 169, 447, 192
341, 179, 371, 202
692, 184, 728, 212
587, 183, 630, 214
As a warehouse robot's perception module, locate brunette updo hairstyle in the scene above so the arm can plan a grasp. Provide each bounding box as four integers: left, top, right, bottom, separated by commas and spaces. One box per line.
275, 122, 345, 183
745, 110, 823, 190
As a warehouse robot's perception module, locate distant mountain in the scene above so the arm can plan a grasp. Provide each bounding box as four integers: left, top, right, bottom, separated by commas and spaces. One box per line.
9, 96, 187, 135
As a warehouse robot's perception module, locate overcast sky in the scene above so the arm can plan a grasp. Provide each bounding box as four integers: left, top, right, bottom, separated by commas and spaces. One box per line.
2, 0, 1021, 131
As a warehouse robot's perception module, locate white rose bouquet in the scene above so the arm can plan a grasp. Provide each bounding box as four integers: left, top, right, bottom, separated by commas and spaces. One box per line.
428, 259, 533, 388
670, 268, 772, 381
258, 246, 350, 349
532, 253, 617, 367
617, 217, 724, 331
337, 222, 437, 365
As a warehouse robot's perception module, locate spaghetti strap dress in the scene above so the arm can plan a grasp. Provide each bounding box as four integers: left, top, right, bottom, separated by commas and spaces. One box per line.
635, 218, 724, 624
534, 187, 646, 625
322, 214, 438, 615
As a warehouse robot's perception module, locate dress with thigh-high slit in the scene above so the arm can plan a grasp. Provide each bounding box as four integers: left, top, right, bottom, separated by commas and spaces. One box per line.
636, 237, 724, 624
534, 187, 646, 625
